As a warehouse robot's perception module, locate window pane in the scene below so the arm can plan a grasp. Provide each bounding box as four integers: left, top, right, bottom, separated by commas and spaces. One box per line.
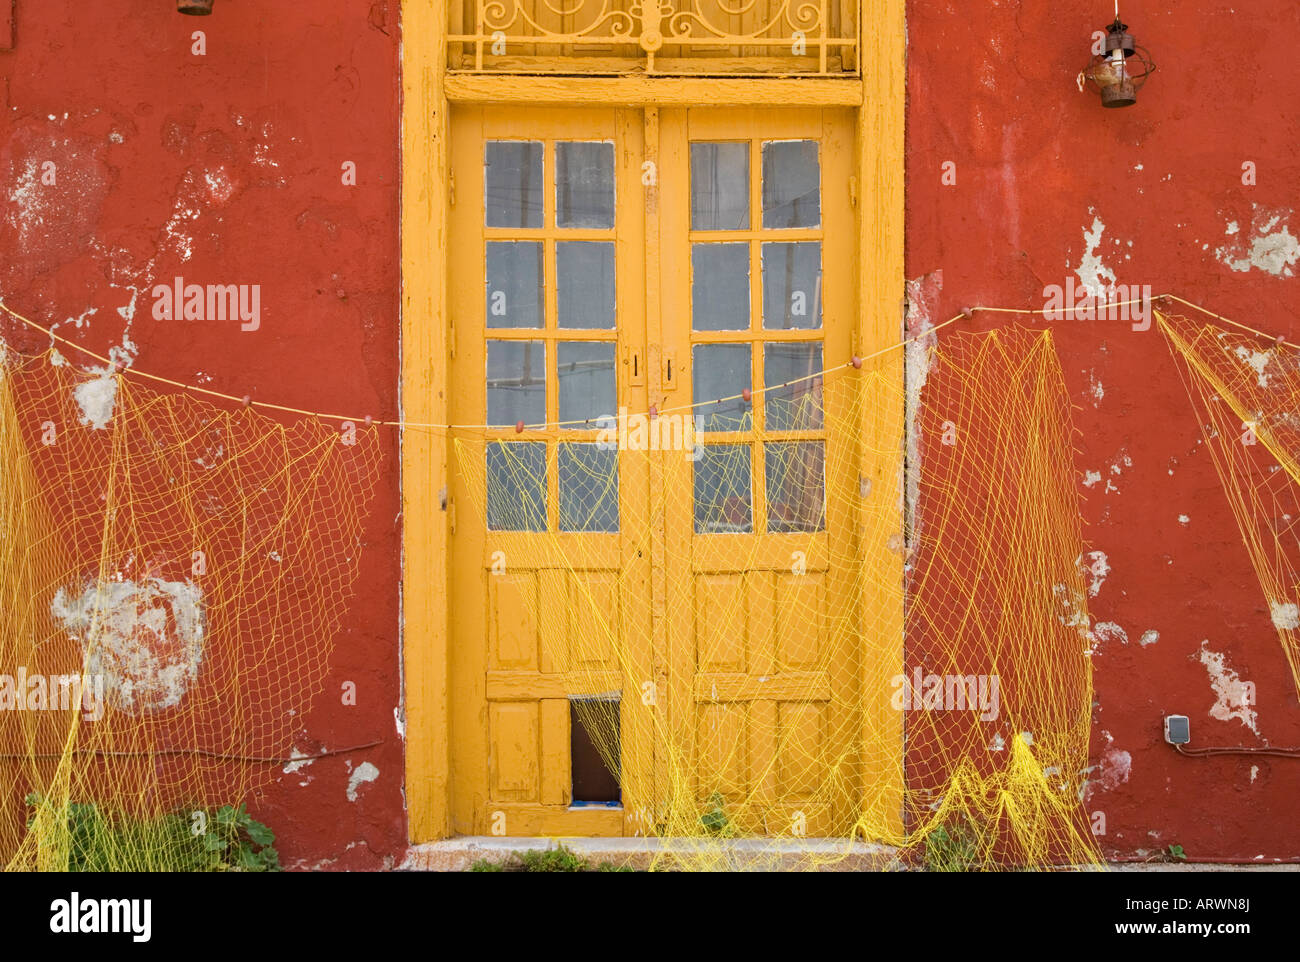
765, 441, 825, 533
558, 341, 617, 428
487, 340, 546, 427
559, 444, 619, 533
487, 441, 547, 531
764, 342, 824, 431
692, 343, 752, 432
762, 242, 822, 330
690, 142, 749, 231
694, 444, 752, 533
485, 141, 543, 229
762, 140, 820, 229
556, 142, 615, 229
692, 243, 749, 331
486, 241, 543, 329
557, 241, 616, 329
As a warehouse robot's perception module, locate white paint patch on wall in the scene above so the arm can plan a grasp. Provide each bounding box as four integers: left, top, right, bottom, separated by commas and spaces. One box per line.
1100, 747, 1132, 790
1270, 600, 1300, 630
50, 576, 205, 714
1197, 640, 1259, 734
283, 748, 315, 775
1074, 214, 1119, 298
1082, 470, 1102, 488
1081, 550, 1110, 597
73, 370, 118, 430
1139, 630, 1159, 647
1092, 621, 1128, 648
1215, 207, 1300, 277
1233, 345, 1273, 388
346, 761, 379, 802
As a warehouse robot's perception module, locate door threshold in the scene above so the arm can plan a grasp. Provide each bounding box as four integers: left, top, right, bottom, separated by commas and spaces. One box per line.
402, 836, 904, 871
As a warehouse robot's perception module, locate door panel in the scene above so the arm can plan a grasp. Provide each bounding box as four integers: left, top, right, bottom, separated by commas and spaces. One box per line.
449, 106, 651, 837
659, 108, 859, 837
450, 104, 864, 839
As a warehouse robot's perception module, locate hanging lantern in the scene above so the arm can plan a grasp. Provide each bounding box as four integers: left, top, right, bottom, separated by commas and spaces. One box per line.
178, 0, 215, 14
1082, 17, 1155, 107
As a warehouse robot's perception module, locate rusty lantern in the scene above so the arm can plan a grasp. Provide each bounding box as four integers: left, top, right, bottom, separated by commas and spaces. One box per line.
178, 0, 214, 14
1082, 18, 1155, 107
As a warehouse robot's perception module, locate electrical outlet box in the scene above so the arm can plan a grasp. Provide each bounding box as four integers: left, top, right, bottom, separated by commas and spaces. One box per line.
1164, 714, 1190, 745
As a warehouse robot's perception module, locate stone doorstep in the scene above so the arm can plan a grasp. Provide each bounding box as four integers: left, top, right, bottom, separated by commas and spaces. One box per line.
402, 836, 905, 872
401, 838, 1300, 872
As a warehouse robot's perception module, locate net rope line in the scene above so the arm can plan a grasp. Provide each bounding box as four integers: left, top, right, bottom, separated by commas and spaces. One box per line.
1, 293, 1285, 432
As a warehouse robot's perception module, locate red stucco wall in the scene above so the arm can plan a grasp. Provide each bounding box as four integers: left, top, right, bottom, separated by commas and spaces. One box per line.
4, 0, 1297, 869
907, 1, 1300, 860
0, 1, 405, 868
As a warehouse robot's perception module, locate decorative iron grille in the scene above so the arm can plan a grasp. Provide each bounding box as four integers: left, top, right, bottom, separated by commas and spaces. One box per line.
449, 0, 859, 75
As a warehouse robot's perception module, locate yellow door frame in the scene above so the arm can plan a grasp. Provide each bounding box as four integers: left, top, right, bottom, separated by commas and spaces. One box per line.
400, 0, 905, 843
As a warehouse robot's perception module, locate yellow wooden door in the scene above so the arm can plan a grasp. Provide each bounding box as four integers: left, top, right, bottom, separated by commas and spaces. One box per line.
448, 105, 861, 839
447, 106, 654, 837
656, 108, 860, 837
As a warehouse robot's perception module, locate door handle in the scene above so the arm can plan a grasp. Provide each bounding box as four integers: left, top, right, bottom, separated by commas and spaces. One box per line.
626, 345, 645, 387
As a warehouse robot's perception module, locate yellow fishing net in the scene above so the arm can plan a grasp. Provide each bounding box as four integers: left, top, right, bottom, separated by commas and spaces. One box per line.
454, 327, 1100, 870
0, 343, 381, 870
1159, 309, 1300, 695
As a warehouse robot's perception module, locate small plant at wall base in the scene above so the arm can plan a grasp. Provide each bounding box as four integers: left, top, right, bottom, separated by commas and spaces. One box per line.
468, 843, 639, 872
24, 794, 280, 872
923, 816, 982, 872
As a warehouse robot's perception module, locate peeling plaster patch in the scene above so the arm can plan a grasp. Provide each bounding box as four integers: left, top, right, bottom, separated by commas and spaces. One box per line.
346, 761, 380, 802
1197, 640, 1259, 734
1233, 346, 1272, 388
1051, 583, 1090, 638
1178, 514, 1190, 525
1073, 213, 1118, 298
1087, 371, 1104, 407
987, 732, 1005, 752
1251, 765, 1259, 783
904, 273, 942, 547
394, 706, 406, 740
203, 166, 236, 205
7, 159, 50, 247
51, 577, 205, 714
1100, 747, 1132, 790
283, 748, 315, 775
49, 349, 66, 367
73, 370, 118, 430
1215, 207, 1300, 277
1081, 550, 1110, 597
1270, 600, 1300, 630
1082, 470, 1102, 488
1139, 630, 1159, 647
1092, 621, 1128, 647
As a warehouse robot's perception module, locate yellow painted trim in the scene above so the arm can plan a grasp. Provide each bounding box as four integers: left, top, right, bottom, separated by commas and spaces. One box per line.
445, 75, 862, 107
401, 0, 451, 843
858, 0, 906, 839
